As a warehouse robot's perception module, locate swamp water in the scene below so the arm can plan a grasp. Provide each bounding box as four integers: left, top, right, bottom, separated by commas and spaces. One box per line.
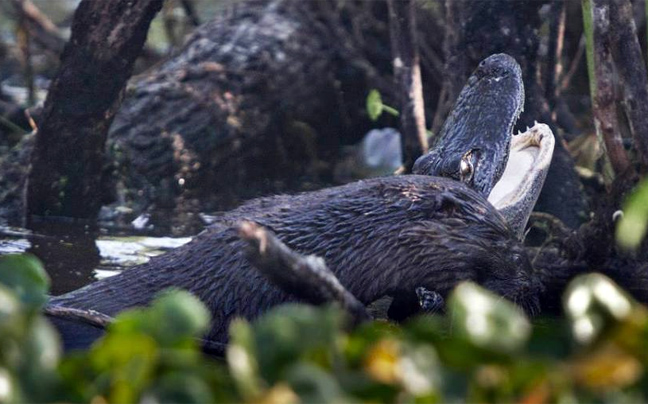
0, 221, 192, 295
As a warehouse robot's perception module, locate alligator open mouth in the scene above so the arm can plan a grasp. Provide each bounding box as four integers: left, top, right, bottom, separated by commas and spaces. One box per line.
488, 123, 555, 239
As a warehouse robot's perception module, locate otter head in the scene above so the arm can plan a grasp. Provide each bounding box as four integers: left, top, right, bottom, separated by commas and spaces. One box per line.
475, 240, 542, 316
385, 177, 543, 316
413, 53, 524, 196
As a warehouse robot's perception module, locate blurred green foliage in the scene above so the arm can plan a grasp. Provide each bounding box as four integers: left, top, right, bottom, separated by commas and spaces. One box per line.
617, 178, 648, 250
2, 254, 648, 403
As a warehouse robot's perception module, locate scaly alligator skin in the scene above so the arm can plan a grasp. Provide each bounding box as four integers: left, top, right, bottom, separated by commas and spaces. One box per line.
413, 54, 524, 196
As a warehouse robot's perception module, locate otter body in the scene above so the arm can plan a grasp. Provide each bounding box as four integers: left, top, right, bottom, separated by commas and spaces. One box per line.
50, 176, 539, 347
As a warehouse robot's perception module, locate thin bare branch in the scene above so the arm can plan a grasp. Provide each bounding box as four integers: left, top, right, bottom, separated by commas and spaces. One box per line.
387, 0, 428, 172
238, 221, 370, 326
44, 305, 113, 329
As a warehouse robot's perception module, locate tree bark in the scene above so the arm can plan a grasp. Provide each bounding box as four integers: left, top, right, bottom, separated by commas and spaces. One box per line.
585, 0, 633, 177
387, 0, 427, 173
103, 1, 398, 225
431, 0, 468, 135
15, 0, 36, 107
609, 0, 648, 173
1, 1, 409, 228
25, 0, 164, 221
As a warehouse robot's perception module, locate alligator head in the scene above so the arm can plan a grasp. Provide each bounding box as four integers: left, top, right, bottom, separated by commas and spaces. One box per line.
412, 53, 553, 239
413, 53, 524, 195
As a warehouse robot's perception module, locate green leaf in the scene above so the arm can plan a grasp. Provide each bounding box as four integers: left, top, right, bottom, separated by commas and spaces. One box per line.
91, 333, 159, 403
149, 289, 211, 345
617, 178, 648, 250
398, 342, 440, 398
227, 319, 263, 400
0, 254, 50, 310
108, 289, 210, 347
367, 89, 384, 121
146, 372, 215, 403
448, 282, 531, 355
345, 321, 402, 367
285, 363, 345, 403
251, 305, 343, 383
563, 273, 639, 345
14, 317, 61, 402
366, 89, 399, 121
0, 368, 21, 403
0, 284, 24, 340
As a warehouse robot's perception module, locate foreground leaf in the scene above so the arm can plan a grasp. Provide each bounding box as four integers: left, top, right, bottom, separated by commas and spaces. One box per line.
0, 255, 49, 310
617, 178, 648, 250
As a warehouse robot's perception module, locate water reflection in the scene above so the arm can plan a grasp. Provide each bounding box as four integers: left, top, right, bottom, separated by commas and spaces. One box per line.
26, 220, 100, 296
0, 220, 192, 296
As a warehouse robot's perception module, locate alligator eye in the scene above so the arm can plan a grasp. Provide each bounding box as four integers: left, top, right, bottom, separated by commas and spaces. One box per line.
459, 152, 474, 183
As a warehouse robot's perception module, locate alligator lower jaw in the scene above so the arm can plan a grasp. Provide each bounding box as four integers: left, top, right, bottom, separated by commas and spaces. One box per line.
487, 123, 555, 240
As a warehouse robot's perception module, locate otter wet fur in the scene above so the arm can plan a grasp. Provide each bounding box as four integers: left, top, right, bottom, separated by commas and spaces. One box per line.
49, 176, 541, 349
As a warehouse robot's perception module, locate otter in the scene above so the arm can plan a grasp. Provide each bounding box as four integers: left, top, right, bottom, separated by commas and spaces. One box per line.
48, 54, 553, 349
50, 176, 540, 348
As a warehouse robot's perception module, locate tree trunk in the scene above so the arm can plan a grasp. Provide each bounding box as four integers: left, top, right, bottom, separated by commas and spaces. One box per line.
25, 0, 164, 221
585, 0, 632, 177
609, 0, 648, 173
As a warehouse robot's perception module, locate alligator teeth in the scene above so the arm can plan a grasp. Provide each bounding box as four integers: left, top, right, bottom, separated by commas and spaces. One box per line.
534, 120, 538, 126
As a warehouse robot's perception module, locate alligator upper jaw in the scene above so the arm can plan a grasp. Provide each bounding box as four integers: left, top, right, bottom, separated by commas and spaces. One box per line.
487, 123, 555, 240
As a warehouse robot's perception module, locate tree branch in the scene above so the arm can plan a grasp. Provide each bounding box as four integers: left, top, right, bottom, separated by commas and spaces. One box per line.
179, 0, 200, 27
545, 0, 566, 104
44, 305, 113, 329
238, 221, 370, 326
387, 0, 427, 172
